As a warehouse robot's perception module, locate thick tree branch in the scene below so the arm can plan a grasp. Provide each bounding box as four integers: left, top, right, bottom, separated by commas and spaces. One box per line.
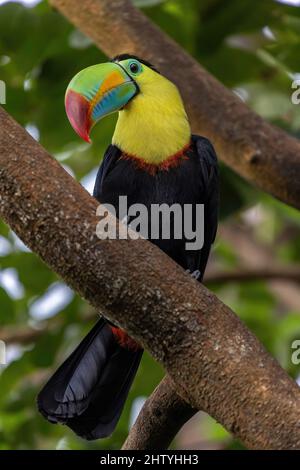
1, 107, 300, 449
49, 0, 300, 210
123, 376, 197, 450
4, 0, 300, 449
4, 263, 300, 347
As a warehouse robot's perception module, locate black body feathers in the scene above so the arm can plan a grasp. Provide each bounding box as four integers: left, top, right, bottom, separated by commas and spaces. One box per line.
94, 135, 218, 278
38, 134, 218, 439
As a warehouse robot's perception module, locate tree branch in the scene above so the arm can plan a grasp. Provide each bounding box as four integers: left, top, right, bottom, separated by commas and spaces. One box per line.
122, 376, 197, 450
220, 224, 300, 312
49, 0, 300, 210
0, 311, 95, 345
4, 263, 300, 347
205, 265, 300, 284
1, 107, 300, 449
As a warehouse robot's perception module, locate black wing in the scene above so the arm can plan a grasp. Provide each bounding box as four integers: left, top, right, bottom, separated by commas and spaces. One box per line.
191, 135, 219, 280
93, 145, 121, 202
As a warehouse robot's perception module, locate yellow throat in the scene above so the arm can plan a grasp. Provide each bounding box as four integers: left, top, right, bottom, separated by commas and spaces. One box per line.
112, 72, 191, 164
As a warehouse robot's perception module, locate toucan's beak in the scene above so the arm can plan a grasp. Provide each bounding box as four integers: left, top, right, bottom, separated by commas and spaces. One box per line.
65, 62, 138, 142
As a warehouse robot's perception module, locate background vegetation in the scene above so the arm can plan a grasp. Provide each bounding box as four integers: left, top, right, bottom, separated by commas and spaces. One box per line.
0, 0, 300, 449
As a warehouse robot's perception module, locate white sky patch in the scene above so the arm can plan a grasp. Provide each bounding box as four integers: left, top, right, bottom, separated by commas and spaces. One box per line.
275, 0, 300, 6
30, 282, 74, 320
129, 396, 147, 429
233, 87, 249, 102
0, 55, 11, 66
4, 345, 24, 365
81, 167, 98, 195
55, 143, 90, 163
242, 204, 264, 226
0, 236, 12, 256
54, 150, 74, 162
24, 78, 33, 91
0, 268, 24, 299
0, 344, 35, 372
0, 345, 24, 371
289, 72, 300, 81
25, 123, 40, 141
56, 437, 70, 450
10, 231, 31, 252
262, 26, 276, 41
0, 0, 41, 5
62, 163, 75, 179
226, 35, 253, 51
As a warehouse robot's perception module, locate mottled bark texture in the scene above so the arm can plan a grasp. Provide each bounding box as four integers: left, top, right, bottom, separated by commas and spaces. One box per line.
50, 0, 300, 210
1, 107, 300, 449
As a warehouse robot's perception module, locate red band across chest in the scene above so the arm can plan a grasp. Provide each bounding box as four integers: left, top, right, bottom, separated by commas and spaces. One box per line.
119, 141, 192, 175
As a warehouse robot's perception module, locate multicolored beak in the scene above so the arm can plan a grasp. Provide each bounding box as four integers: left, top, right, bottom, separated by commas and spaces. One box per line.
65, 62, 139, 142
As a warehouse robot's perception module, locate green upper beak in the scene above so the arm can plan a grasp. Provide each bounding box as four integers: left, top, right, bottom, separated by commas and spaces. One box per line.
65, 62, 138, 142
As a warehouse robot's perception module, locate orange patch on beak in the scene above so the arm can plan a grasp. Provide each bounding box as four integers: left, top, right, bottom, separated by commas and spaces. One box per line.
89, 71, 126, 115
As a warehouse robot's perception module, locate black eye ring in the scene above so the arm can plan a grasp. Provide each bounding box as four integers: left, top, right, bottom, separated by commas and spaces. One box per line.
129, 61, 140, 74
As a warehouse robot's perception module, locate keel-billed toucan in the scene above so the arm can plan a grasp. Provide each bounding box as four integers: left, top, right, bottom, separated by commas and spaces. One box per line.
38, 54, 219, 440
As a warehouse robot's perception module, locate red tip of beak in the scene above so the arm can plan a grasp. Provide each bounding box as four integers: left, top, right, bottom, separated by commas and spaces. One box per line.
65, 89, 92, 143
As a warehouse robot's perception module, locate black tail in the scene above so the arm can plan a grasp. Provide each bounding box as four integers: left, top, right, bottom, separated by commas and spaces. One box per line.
37, 318, 143, 440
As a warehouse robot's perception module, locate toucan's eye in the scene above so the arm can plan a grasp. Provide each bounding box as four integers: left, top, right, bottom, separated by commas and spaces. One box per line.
128, 61, 142, 75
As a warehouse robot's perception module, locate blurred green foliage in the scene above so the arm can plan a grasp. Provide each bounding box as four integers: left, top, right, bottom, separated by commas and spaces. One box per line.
0, 0, 300, 450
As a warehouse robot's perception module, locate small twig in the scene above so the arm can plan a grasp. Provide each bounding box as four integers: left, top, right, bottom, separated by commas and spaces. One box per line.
0, 311, 95, 345
205, 265, 300, 284
220, 224, 300, 312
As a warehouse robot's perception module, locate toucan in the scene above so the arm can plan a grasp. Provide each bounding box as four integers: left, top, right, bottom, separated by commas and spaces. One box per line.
37, 54, 219, 440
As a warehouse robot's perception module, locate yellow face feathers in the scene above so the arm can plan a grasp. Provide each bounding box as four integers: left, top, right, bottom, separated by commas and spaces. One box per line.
112, 61, 191, 164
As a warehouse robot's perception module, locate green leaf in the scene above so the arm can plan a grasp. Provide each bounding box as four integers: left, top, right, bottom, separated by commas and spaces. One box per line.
133, 0, 166, 7
0, 287, 15, 324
